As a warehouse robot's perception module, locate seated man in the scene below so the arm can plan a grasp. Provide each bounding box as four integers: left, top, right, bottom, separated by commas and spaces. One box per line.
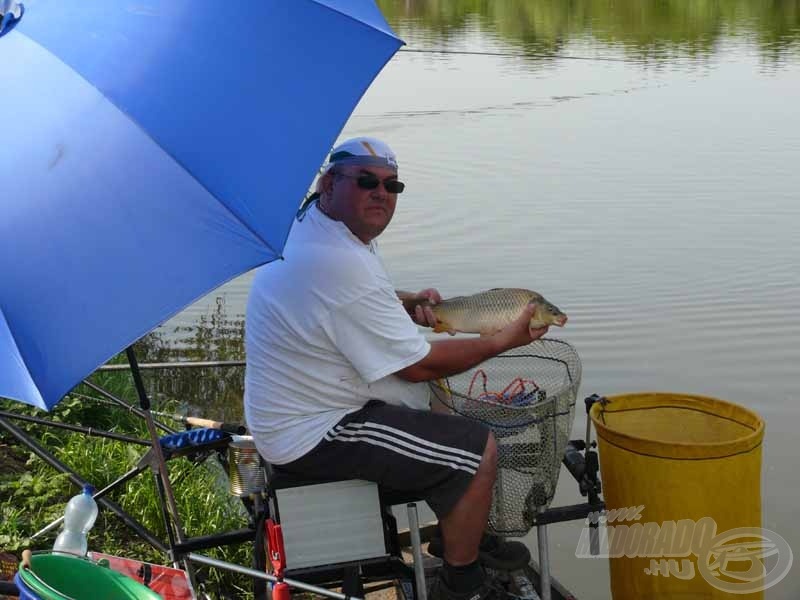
244, 137, 548, 600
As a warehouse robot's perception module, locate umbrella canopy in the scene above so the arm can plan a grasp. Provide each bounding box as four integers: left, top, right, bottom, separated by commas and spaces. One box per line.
0, 0, 403, 410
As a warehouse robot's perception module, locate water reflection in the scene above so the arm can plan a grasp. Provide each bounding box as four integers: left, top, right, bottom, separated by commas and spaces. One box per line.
139, 298, 245, 422
379, 0, 800, 62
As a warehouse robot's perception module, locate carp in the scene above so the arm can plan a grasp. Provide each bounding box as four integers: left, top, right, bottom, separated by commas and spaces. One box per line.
408, 288, 567, 335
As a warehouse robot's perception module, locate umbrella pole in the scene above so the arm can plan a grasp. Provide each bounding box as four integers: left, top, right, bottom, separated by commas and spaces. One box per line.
125, 346, 200, 593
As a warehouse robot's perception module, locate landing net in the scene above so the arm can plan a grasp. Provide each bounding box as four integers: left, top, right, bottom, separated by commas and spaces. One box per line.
429, 338, 581, 537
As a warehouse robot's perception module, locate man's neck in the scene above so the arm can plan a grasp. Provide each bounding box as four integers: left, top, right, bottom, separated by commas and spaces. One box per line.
316, 202, 374, 246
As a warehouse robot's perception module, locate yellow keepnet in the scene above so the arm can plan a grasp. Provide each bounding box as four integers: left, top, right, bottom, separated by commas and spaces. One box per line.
590, 392, 765, 600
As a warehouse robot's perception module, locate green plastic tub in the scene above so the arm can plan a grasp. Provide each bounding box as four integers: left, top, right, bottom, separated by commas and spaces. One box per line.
17, 553, 162, 600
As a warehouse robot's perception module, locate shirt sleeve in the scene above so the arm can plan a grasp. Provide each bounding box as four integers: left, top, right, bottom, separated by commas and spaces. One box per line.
324, 288, 431, 384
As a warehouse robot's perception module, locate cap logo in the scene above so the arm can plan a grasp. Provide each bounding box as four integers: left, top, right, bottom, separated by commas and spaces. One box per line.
360, 141, 378, 156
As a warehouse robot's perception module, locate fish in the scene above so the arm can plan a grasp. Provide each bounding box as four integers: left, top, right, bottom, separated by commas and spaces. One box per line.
408, 288, 567, 335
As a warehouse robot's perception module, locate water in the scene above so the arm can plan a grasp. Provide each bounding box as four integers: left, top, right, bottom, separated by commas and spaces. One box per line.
148, 2, 800, 597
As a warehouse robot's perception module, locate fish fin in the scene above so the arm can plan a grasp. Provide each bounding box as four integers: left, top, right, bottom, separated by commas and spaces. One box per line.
433, 321, 453, 334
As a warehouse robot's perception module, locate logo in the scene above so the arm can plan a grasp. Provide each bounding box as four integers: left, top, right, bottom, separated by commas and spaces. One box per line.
576, 508, 793, 594
697, 527, 793, 594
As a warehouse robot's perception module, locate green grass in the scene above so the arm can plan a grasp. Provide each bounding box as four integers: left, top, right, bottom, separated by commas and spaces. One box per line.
0, 366, 255, 598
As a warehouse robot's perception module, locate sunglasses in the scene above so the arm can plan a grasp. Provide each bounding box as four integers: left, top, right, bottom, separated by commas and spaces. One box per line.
334, 171, 405, 194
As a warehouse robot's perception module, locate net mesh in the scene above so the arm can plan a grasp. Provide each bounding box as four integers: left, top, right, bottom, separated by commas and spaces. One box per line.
429, 338, 581, 537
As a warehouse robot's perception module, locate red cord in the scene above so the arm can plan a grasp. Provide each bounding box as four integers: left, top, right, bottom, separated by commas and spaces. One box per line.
467, 369, 489, 398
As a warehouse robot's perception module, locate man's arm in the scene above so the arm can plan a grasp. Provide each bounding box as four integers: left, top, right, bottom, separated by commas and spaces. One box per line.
395, 304, 548, 382
395, 289, 417, 302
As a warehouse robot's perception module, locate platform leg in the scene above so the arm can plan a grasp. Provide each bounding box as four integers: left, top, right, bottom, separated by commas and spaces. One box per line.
407, 503, 428, 600
536, 507, 551, 600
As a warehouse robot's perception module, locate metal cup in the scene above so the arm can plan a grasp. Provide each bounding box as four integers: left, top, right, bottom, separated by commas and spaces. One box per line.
227, 435, 266, 496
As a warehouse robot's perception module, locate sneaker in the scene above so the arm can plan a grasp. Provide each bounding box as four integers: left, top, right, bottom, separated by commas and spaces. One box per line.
476, 535, 531, 571
427, 532, 531, 572
428, 572, 509, 600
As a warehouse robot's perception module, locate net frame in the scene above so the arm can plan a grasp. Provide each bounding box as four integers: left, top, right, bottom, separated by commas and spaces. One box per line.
429, 338, 581, 536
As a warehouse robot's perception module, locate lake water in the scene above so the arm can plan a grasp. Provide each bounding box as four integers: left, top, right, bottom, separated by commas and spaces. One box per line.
149, 2, 800, 598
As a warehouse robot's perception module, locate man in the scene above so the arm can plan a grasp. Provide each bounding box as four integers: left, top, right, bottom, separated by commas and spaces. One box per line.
244, 137, 548, 600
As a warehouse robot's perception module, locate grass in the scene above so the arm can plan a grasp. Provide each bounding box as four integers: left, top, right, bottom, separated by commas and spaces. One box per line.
0, 362, 255, 598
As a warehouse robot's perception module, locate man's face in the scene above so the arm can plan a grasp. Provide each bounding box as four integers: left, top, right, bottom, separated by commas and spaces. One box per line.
324, 165, 400, 244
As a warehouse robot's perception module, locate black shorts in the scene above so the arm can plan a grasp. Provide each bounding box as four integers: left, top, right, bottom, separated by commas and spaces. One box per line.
275, 400, 490, 518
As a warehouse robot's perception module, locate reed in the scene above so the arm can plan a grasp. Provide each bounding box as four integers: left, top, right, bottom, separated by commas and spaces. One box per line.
0, 364, 254, 598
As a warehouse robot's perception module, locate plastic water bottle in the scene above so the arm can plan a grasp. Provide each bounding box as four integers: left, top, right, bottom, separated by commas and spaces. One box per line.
53, 484, 98, 556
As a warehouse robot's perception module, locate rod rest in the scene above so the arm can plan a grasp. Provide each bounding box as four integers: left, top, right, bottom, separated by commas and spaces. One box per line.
158, 428, 231, 460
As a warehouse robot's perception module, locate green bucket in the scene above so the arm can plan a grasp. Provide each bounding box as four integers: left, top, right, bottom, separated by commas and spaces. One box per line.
18, 553, 162, 600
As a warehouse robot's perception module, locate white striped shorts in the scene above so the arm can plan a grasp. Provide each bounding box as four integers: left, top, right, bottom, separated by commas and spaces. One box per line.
275, 400, 490, 517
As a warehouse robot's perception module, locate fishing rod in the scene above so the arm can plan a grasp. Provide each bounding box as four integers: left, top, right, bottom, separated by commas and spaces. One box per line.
71, 390, 247, 436
149, 409, 247, 436
81, 380, 175, 435
0, 409, 151, 446
97, 360, 244, 371
74, 386, 246, 436
399, 47, 675, 64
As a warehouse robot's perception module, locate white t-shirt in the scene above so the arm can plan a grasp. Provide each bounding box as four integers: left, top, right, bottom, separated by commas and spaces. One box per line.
244, 204, 432, 464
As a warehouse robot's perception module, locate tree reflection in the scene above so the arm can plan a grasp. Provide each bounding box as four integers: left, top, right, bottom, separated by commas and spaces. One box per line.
378, 0, 800, 61
136, 297, 245, 422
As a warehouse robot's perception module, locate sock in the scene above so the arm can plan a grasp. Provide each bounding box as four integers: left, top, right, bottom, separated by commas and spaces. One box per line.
442, 560, 484, 593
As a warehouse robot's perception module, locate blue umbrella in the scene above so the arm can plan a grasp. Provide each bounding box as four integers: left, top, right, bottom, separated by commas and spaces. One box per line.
0, 0, 403, 410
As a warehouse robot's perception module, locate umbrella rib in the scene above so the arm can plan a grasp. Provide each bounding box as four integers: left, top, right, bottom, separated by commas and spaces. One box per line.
125, 121, 283, 257
128, 132, 282, 258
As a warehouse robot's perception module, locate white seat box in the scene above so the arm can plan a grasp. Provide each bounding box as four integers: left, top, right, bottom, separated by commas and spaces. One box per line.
276, 479, 387, 569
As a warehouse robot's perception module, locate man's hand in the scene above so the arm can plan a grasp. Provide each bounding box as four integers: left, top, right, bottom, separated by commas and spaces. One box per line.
410, 288, 442, 329
493, 304, 549, 352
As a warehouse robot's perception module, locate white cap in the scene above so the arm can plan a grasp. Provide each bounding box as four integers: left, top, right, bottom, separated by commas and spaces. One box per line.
324, 136, 398, 173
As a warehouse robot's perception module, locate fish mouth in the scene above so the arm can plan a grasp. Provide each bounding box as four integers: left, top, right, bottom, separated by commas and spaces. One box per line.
554, 315, 568, 326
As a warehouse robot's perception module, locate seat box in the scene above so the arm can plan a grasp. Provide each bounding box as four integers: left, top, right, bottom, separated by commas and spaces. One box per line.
276, 479, 387, 569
